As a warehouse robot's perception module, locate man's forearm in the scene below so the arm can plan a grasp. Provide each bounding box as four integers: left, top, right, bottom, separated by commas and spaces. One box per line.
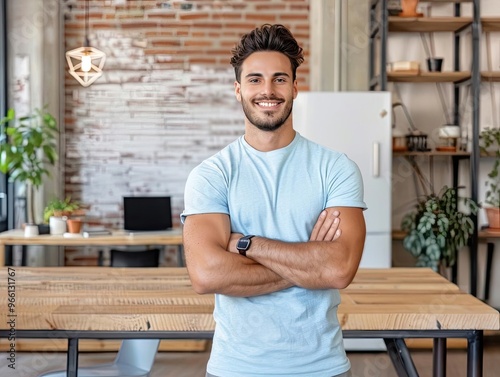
186, 245, 293, 297
245, 237, 356, 289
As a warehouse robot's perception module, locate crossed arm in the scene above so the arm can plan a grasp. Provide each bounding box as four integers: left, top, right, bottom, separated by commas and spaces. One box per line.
183, 207, 366, 297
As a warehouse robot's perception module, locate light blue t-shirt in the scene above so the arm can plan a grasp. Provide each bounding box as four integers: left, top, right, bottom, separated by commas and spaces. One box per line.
182, 132, 366, 377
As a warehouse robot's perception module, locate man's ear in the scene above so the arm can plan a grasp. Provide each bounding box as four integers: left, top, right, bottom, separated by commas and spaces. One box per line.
293, 80, 298, 99
234, 81, 242, 102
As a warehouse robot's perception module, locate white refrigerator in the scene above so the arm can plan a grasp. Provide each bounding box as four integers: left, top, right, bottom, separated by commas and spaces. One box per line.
293, 91, 392, 350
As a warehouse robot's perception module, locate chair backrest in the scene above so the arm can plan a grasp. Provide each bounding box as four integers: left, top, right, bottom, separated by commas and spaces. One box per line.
109, 249, 160, 267
115, 338, 161, 372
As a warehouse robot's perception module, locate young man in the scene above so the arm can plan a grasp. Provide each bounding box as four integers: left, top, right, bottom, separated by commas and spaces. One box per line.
182, 24, 366, 377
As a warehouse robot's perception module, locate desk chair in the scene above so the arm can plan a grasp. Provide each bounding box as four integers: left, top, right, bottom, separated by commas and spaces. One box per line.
110, 248, 160, 267
38, 248, 162, 377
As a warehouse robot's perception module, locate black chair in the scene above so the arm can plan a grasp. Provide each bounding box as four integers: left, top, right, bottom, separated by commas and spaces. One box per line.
109, 248, 160, 267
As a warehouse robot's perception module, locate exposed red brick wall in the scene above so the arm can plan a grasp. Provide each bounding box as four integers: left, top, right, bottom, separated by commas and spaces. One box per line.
63, 0, 310, 265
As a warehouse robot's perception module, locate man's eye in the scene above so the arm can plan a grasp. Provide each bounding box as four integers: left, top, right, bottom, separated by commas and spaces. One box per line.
275, 78, 286, 83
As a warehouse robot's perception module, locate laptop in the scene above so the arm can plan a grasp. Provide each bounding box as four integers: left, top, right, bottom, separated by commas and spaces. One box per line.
123, 196, 173, 234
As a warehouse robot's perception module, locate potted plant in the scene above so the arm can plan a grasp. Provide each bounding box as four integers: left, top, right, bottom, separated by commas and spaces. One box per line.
479, 127, 500, 229
401, 185, 479, 273
0, 107, 58, 224
43, 197, 81, 222
44, 197, 83, 234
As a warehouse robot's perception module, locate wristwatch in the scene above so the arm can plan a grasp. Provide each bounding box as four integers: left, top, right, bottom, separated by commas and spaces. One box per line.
236, 235, 255, 256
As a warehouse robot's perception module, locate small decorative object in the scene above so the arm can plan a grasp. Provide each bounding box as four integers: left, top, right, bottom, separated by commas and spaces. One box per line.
399, 0, 423, 17
387, 0, 402, 16
24, 224, 39, 237
406, 130, 430, 152
401, 186, 479, 273
49, 216, 67, 235
390, 61, 420, 74
66, 219, 83, 234
427, 57, 444, 72
479, 127, 500, 229
436, 125, 460, 152
392, 128, 408, 152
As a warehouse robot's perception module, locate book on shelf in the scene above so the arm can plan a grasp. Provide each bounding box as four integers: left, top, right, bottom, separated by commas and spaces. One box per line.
82, 230, 112, 238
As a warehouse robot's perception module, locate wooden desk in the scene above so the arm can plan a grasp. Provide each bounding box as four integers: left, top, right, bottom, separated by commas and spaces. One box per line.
0, 267, 498, 377
0, 229, 183, 267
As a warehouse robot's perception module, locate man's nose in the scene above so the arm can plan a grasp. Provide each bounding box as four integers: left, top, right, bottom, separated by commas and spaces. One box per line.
261, 81, 275, 96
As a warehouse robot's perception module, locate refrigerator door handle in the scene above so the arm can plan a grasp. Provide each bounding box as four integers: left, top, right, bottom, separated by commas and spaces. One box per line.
372, 142, 380, 177
0, 193, 6, 220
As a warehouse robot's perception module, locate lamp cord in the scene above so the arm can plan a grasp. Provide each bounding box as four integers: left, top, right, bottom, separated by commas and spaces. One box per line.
84, 0, 89, 47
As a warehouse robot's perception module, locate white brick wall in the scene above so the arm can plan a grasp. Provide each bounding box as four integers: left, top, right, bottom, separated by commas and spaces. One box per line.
63, 0, 310, 265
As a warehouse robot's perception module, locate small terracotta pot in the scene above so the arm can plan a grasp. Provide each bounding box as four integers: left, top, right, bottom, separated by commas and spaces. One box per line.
399, 0, 421, 17
485, 207, 500, 229
67, 219, 83, 234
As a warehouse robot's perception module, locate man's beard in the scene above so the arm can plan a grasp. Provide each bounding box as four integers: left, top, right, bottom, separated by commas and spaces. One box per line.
241, 95, 293, 132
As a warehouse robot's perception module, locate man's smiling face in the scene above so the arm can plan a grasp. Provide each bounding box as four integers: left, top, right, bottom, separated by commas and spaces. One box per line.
235, 51, 298, 132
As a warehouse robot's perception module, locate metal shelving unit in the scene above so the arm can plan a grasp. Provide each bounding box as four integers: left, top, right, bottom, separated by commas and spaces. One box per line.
369, 0, 482, 296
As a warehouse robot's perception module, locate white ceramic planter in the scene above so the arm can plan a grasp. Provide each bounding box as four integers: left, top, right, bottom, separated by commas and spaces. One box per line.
49, 216, 67, 235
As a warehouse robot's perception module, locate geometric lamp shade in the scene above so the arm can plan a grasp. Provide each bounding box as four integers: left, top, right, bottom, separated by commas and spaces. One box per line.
65, 46, 106, 87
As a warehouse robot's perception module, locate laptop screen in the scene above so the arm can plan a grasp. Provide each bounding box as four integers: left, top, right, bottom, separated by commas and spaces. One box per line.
123, 196, 173, 231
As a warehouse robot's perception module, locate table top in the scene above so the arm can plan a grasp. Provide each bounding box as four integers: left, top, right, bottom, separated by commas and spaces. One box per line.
0, 267, 498, 333
0, 228, 183, 246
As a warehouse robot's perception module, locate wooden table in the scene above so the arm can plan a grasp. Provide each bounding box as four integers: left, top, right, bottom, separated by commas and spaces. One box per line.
393, 229, 500, 300
0, 267, 498, 377
0, 229, 184, 267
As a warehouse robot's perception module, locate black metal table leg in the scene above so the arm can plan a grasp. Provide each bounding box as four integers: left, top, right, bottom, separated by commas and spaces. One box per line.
67, 337, 79, 377
384, 338, 419, 377
467, 331, 483, 377
433, 338, 447, 377
177, 245, 184, 267
484, 242, 494, 301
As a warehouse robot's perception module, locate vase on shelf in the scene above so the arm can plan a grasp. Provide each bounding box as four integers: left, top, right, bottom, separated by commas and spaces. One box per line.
66, 219, 83, 234
485, 207, 500, 230
399, 0, 423, 18
49, 216, 67, 235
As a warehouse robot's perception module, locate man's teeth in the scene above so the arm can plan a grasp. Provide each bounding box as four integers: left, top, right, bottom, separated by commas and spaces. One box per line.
258, 102, 277, 107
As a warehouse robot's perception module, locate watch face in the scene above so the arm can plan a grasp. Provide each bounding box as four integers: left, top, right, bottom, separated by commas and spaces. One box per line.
237, 238, 251, 251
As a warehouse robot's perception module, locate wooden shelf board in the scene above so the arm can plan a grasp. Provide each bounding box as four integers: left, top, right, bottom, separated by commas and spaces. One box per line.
482, 71, 500, 82
388, 71, 470, 83
393, 150, 470, 157
392, 230, 407, 240
389, 17, 472, 33
419, 0, 472, 3
483, 18, 500, 33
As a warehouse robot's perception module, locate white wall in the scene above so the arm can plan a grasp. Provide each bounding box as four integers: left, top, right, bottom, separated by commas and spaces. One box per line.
6, 0, 63, 223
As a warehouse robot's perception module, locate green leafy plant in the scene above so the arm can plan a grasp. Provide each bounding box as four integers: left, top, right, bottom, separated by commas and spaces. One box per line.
401, 186, 479, 271
43, 197, 81, 223
0, 107, 58, 223
479, 127, 500, 208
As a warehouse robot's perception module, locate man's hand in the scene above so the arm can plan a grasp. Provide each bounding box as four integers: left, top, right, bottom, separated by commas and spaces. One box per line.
309, 209, 341, 242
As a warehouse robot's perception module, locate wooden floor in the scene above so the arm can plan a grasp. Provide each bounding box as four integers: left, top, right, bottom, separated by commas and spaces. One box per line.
3, 338, 500, 377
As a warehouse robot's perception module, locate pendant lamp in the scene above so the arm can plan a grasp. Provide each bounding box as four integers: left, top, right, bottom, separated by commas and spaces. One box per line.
65, 0, 106, 87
